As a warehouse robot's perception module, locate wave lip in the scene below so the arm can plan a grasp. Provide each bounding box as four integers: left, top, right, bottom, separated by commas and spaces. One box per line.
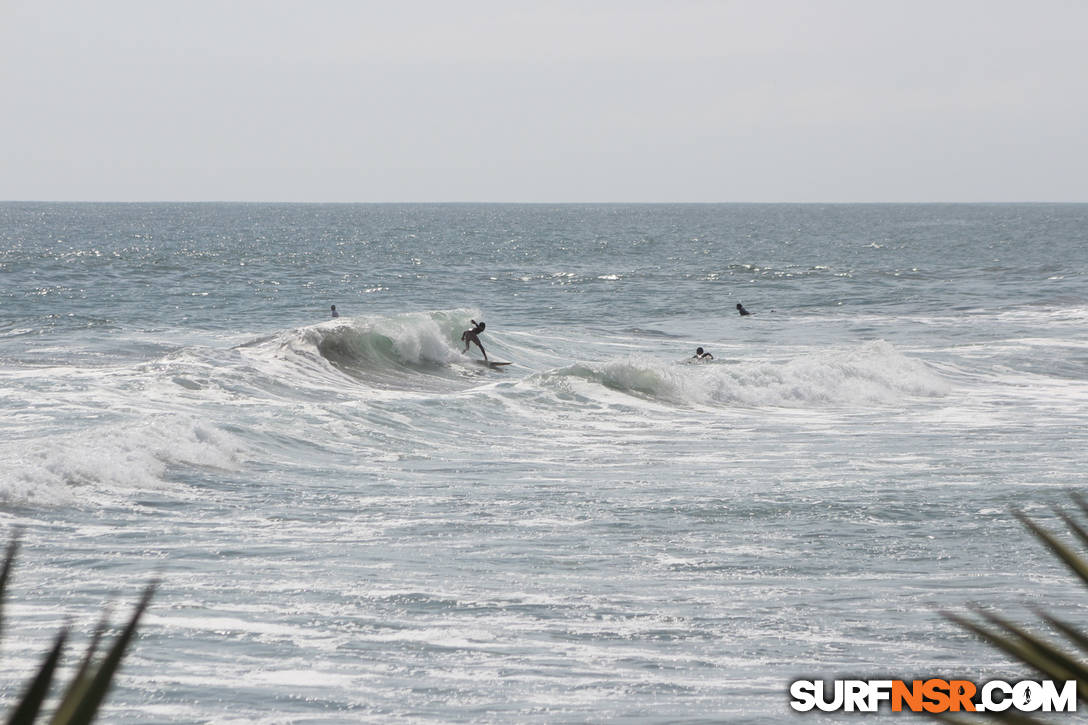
312, 311, 464, 369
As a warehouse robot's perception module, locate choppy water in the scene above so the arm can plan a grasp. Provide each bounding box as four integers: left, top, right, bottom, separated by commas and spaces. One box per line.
1, 203, 1086, 722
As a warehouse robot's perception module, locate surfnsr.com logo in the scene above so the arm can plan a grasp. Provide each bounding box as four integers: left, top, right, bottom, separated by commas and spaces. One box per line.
789, 679, 1077, 714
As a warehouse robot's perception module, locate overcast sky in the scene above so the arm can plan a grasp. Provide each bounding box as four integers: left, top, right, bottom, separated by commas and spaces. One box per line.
2, 0, 1086, 202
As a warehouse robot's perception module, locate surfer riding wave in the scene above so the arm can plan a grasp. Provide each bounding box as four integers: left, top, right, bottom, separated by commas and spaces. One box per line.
461, 320, 487, 361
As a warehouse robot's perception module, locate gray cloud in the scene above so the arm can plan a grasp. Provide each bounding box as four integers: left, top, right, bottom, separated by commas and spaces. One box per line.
2, 0, 1086, 201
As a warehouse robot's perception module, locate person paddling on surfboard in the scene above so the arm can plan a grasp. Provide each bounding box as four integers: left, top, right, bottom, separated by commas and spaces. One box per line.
736, 302, 751, 316
461, 320, 487, 361
692, 347, 713, 360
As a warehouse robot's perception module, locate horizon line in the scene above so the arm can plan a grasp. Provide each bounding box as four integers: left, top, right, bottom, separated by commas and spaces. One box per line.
3, 199, 1086, 205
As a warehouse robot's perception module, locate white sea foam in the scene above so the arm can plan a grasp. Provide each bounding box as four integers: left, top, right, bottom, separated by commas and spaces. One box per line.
538, 341, 949, 408
0, 414, 246, 506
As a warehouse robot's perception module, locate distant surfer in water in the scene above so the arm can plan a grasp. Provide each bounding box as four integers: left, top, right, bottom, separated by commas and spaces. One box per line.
692, 347, 713, 360
736, 303, 750, 316
330, 305, 339, 318
461, 320, 487, 361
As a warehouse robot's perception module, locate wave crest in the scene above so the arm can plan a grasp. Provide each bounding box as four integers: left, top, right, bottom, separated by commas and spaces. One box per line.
538, 341, 949, 408
240, 309, 484, 391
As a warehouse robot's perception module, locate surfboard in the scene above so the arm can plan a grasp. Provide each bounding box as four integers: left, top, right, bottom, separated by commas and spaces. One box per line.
471, 360, 512, 369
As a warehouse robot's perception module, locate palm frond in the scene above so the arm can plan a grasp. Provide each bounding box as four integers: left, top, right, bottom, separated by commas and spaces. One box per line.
1012, 509, 1088, 588
50, 581, 157, 725
1031, 607, 1088, 657
934, 495, 1088, 721
1, 534, 156, 725
1051, 507, 1088, 550
5, 629, 68, 725
0, 534, 20, 643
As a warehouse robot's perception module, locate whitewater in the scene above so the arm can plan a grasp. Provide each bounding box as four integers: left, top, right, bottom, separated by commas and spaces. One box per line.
1, 202, 1086, 722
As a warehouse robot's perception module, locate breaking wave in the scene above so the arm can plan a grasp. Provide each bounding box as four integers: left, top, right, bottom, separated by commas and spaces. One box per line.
0, 414, 247, 507
537, 341, 950, 408
238, 309, 490, 391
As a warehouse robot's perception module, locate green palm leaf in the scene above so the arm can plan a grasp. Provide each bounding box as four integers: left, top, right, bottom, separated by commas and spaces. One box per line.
48, 610, 109, 722
1012, 510, 1088, 588
48, 581, 156, 725
5, 629, 68, 725
967, 606, 1088, 699
1031, 607, 1088, 657
1051, 506, 1088, 550
1, 534, 157, 725
935, 497, 1088, 721
0, 535, 19, 643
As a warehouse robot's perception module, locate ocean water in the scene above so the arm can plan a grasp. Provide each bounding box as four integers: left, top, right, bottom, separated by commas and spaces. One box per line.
0, 202, 1086, 722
